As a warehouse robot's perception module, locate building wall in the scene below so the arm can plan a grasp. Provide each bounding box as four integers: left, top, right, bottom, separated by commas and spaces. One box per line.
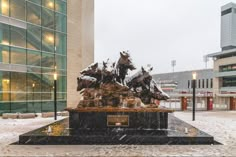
67, 0, 94, 108
221, 3, 236, 50
213, 56, 236, 96
0, 0, 67, 114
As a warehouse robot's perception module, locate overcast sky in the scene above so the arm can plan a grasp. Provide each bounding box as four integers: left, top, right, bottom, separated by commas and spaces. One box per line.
95, 0, 236, 74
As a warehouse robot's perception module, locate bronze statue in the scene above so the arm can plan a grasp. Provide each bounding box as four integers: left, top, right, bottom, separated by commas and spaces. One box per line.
77, 51, 169, 107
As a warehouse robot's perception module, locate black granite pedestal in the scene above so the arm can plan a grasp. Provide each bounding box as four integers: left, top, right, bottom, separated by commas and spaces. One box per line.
18, 108, 215, 145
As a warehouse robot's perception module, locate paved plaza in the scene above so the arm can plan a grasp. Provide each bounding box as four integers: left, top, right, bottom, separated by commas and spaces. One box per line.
0, 111, 236, 156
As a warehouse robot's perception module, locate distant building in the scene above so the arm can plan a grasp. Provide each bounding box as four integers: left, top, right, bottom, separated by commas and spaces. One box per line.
221, 3, 236, 51
153, 69, 215, 110
208, 2, 236, 110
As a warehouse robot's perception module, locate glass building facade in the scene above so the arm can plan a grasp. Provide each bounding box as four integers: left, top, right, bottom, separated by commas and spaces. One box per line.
0, 0, 67, 114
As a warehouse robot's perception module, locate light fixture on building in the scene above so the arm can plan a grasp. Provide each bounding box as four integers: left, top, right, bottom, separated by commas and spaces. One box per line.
3, 79, 10, 84
2, 40, 9, 45
1, 0, 8, 14
48, 2, 54, 9
32, 83, 35, 88
47, 35, 54, 43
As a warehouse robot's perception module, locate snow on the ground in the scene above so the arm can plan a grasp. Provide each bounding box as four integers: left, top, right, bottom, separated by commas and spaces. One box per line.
0, 111, 236, 156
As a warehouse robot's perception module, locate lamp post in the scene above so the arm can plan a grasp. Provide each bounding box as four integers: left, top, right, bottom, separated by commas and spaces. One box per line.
32, 83, 35, 113
54, 73, 57, 120
192, 72, 197, 121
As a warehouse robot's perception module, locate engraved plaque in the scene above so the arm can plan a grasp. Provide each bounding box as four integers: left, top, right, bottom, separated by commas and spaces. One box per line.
107, 115, 129, 127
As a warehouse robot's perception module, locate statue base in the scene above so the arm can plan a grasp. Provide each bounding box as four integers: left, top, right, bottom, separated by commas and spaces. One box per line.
18, 107, 216, 145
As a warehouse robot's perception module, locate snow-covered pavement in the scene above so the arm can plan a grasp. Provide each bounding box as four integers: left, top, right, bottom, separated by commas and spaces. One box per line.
0, 111, 236, 156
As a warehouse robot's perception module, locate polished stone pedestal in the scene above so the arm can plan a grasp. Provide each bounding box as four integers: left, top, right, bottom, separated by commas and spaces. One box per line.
18, 109, 215, 145
67, 107, 173, 131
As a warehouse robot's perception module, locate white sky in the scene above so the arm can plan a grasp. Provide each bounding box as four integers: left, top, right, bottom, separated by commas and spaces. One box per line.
95, 0, 236, 74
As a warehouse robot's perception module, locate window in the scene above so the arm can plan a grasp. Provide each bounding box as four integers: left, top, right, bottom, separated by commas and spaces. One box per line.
55, 54, 66, 70
55, 13, 66, 33
41, 52, 54, 68
210, 79, 213, 88
42, 28, 54, 52
188, 80, 190, 88
206, 79, 209, 88
0, 0, 9, 16
10, 72, 26, 101
0, 23, 10, 45
10, 0, 25, 21
27, 24, 41, 50
55, 0, 66, 14
55, 32, 66, 55
221, 8, 232, 16
42, 7, 54, 29
223, 77, 236, 87
198, 79, 200, 88
0, 45, 9, 63
27, 50, 41, 66
42, 0, 54, 10
10, 47, 26, 65
28, 0, 41, 5
202, 79, 205, 88
0, 71, 10, 101
10, 26, 26, 48
27, 2, 41, 25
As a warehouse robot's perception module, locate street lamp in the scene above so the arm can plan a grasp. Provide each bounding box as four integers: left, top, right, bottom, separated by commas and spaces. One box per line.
32, 83, 35, 113
54, 73, 57, 120
192, 72, 197, 121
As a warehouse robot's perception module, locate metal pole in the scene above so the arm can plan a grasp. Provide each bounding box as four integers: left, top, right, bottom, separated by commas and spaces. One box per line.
54, 80, 57, 120
192, 79, 196, 121
33, 87, 34, 113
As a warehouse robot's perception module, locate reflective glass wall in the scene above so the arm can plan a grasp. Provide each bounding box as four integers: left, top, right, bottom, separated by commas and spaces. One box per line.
0, 0, 67, 114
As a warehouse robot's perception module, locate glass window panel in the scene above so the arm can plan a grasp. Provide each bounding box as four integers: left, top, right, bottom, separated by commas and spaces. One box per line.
42, 29, 54, 52
42, 67, 54, 75
42, 0, 54, 10
55, 0, 66, 14
57, 100, 66, 111
27, 2, 41, 25
27, 66, 41, 74
11, 72, 26, 92
27, 24, 41, 50
27, 101, 42, 113
56, 32, 66, 55
57, 75, 66, 92
41, 74, 53, 92
10, 26, 26, 48
0, 0, 9, 16
56, 55, 66, 70
27, 50, 41, 66
55, 13, 66, 32
42, 7, 54, 29
10, 47, 26, 65
0, 45, 9, 63
11, 102, 27, 112
11, 92, 26, 101
41, 101, 53, 112
0, 71, 10, 95
28, 0, 41, 5
10, 0, 25, 21
57, 93, 66, 100
0, 23, 9, 45
0, 102, 10, 114
27, 73, 41, 92
42, 52, 54, 68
